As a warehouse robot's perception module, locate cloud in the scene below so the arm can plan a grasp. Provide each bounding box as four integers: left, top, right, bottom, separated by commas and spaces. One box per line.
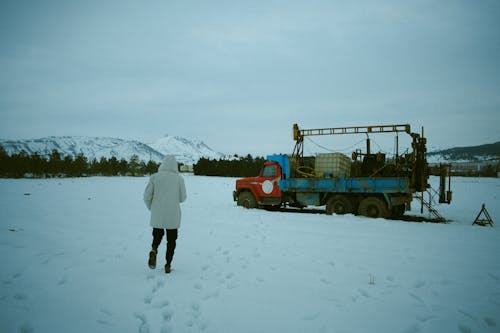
1, 0, 499, 155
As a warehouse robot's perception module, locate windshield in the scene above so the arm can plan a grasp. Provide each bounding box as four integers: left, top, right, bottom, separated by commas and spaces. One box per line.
262, 165, 277, 177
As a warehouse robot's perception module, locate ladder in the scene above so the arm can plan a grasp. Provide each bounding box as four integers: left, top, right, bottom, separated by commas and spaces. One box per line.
413, 187, 447, 222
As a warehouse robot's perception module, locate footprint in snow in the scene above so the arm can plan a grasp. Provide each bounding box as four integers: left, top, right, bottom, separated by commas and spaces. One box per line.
302, 312, 320, 321
96, 318, 115, 327
162, 309, 173, 322
12, 271, 23, 280
413, 280, 426, 289
226, 281, 239, 290
13, 292, 28, 301
99, 308, 114, 316
458, 309, 477, 321
484, 317, 496, 327
152, 280, 164, 293
320, 278, 332, 285
185, 301, 209, 330
488, 273, 499, 282
133, 312, 150, 333
358, 288, 370, 298
144, 294, 153, 305
57, 275, 68, 286
202, 290, 220, 301
415, 314, 435, 323
458, 324, 472, 333
190, 302, 201, 318
144, 279, 165, 304
401, 323, 421, 333
17, 322, 34, 333
408, 293, 425, 306
160, 325, 173, 333
153, 300, 170, 309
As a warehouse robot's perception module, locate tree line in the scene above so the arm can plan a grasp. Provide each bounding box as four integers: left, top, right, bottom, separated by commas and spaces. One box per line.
0, 148, 266, 178
428, 162, 500, 178
193, 155, 265, 177
0, 147, 160, 178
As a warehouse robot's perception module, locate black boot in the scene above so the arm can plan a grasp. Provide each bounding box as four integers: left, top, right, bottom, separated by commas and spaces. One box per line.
148, 250, 157, 269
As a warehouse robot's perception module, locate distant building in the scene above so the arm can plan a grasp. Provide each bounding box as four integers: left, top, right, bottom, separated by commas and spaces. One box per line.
180, 164, 194, 173
429, 160, 498, 176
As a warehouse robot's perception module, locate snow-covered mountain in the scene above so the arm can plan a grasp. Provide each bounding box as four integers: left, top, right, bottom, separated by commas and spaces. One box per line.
149, 135, 224, 165
0, 135, 224, 165
0, 136, 165, 162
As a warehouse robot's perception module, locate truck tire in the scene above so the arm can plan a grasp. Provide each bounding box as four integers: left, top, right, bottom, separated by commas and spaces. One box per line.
391, 205, 405, 218
237, 192, 257, 209
358, 197, 389, 219
326, 195, 353, 215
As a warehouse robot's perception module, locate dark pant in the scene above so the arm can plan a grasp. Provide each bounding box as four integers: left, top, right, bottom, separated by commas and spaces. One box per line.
152, 228, 178, 265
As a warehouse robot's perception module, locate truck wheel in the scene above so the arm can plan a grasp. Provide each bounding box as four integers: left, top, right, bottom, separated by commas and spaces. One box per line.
391, 205, 405, 218
237, 192, 257, 209
358, 197, 389, 218
326, 195, 353, 215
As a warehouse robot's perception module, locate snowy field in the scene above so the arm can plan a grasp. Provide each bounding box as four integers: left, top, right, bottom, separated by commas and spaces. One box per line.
1, 175, 499, 333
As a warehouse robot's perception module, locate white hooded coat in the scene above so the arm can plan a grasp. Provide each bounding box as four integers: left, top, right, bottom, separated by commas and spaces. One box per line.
144, 155, 187, 229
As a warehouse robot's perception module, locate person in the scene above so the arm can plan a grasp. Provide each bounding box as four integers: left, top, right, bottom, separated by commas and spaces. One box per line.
144, 155, 187, 273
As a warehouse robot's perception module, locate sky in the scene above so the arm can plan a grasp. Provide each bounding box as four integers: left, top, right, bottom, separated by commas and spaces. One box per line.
1, 0, 499, 156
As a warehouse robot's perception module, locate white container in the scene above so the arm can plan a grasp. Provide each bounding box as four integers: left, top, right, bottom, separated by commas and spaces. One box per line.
315, 153, 351, 178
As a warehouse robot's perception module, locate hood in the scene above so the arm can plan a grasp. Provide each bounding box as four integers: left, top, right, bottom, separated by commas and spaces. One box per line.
158, 155, 179, 173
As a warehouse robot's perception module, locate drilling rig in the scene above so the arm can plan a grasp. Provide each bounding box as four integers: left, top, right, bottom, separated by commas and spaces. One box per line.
234, 123, 452, 220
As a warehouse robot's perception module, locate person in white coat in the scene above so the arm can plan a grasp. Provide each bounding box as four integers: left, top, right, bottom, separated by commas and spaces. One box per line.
144, 155, 187, 273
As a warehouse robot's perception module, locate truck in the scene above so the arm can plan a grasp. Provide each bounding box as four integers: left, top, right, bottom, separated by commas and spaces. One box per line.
233, 124, 452, 220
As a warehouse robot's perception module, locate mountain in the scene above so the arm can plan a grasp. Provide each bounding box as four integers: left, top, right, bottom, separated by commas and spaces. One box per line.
0, 136, 165, 163
0, 135, 223, 165
149, 135, 224, 165
427, 141, 500, 163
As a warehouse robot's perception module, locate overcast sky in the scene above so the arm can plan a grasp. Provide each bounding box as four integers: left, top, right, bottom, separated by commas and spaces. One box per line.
1, 0, 499, 156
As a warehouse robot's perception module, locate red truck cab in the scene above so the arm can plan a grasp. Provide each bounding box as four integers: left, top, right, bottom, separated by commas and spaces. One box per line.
233, 161, 282, 208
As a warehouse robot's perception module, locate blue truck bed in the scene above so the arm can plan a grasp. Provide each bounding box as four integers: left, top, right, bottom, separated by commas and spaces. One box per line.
267, 154, 410, 195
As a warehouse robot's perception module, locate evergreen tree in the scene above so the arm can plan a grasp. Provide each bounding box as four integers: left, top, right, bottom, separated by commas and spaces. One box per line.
193, 155, 264, 177
129, 155, 140, 176
99, 156, 111, 176
73, 153, 88, 176
62, 155, 74, 176
145, 160, 158, 175
29, 152, 46, 176
88, 158, 99, 175
48, 150, 62, 175
119, 158, 128, 176
108, 156, 119, 176
0, 146, 10, 176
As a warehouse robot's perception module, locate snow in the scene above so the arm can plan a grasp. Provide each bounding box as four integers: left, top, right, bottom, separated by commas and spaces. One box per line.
149, 135, 224, 165
0, 136, 165, 162
0, 135, 225, 165
1, 176, 499, 333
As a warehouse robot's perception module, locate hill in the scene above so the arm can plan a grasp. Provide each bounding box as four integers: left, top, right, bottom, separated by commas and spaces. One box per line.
427, 141, 500, 163
149, 135, 224, 164
0, 135, 223, 165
